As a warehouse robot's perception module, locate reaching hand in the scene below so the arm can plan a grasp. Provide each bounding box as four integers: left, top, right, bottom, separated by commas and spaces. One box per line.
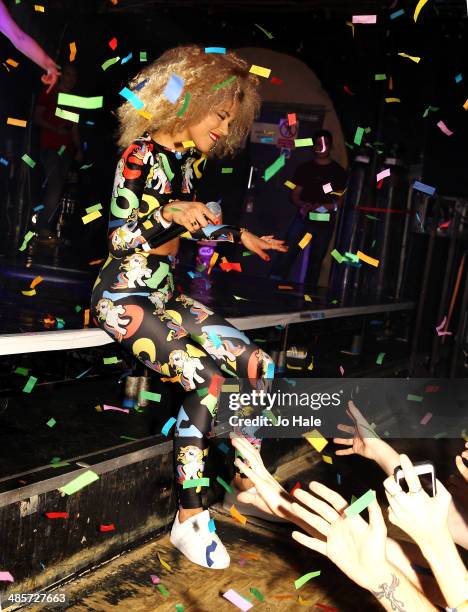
383, 454, 452, 549
455, 442, 468, 483
41, 58, 60, 93
334, 400, 383, 461
240, 231, 288, 262
290, 482, 388, 591
162, 201, 218, 233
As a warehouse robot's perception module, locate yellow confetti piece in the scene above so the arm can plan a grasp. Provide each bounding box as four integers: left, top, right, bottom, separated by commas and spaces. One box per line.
229, 504, 247, 525
463, 99, 468, 111
346, 20, 355, 37
137, 109, 153, 120
95, 405, 102, 412
7, 117, 27, 127
208, 251, 219, 274
21, 289, 36, 297
249, 64, 271, 78
6, 59, 19, 68
34, 4, 45, 12
398, 52, 421, 63
323, 455, 333, 464
304, 294, 312, 302
69, 42, 77, 62
414, 0, 430, 22
307, 359, 314, 371
298, 232, 312, 249
182, 140, 196, 148
304, 429, 328, 453
357, 250, 379, 267
82, 210, 102, 224
385, 97, 401, 103
30, 276, 43, 289
55, 107, 80, 123
284, 180, 296, 189
286, 364, 302, 370
157, 553, 172, 572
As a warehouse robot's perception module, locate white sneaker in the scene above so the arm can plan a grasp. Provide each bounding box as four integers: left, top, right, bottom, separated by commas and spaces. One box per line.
223, 481, 287, 523
170, 509, 230, 569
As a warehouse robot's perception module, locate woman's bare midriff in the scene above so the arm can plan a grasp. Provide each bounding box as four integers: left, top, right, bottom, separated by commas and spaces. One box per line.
147, 236, 180, 257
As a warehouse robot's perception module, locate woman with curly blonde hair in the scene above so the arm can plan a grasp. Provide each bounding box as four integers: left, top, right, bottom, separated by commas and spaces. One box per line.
91, 45, 287, 570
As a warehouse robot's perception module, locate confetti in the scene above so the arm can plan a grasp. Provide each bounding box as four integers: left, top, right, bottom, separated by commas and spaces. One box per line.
398, 52, 421, 63
182, 478, 210, 489
343, 85, 355, 95
229, 504, 247, 525
352, 15, 377, 23
6, 58, 18, 67
298, 233, 312, 249
82, 210, 102, 224
294, 138, 314, 147
254, 23, 274, 38
212, 75, 237, 90
330, 249, 344, 263
103, 404, 129, 414
221, 167, 233, 174
357, 250, 379, 267
303, 429, 328, 453
139, 51, 147, 62
385, 97, 401, 103
216, 475, 233, 493
390, 8, 405, 19
99, 523, 115, 532
420, 412, 433, 426
353, 126, 364, 145
59, 470, 99, 495
249, 64, 271, 78
250, 588, 264, 601
375, 73, 387, 81
223, 589, 253, 611
85, 203, 102, 214
309, 212, 330, 221
46, 418, 56, 428
437, 120, 454, 136
176, 92, 190, 117
455, 73, 463, 83
339, 365, 345, 376
157, 584, 170, 597
205, 47, 226, 54
270, 76, 283, 85
295, 570, 321, 589
376, 168, 390, 182
58, 93, 103, 109
23, 376, 37, 393
121, 52, 133, 65
140, 390, 161, 402
376, 352, 386, 365
287, 113, 296, 125
344, 489, 376, 517
55, 108, 79, 123
435, 315, 452, 336
157, 553, 172, 571
69, 42, 77, 62
264, 154, 285, 181
407, 394, 424, 402
176, 605, 184, 612
34, 4, 45, 12
284, 180, 296, 189
119, 87, 144, 110
0, 572, 14, 582
414, 0, 430, 22
323, 455, 333, 464
21, 289, 36, 296
413, 180, 435, 196
104, 354, 119, 363
163, 73, 184, 103
463, 99, 468, 111
102, 56, 120, 70
45, 512, 68, 519
21, 154, 36, 168
7, 117, 27, 128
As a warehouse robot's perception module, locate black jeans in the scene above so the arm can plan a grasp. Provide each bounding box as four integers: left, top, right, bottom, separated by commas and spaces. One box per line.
272, 213, 335, 287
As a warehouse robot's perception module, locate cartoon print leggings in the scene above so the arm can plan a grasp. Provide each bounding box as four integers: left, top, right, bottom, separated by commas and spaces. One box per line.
91, 253, 274, 509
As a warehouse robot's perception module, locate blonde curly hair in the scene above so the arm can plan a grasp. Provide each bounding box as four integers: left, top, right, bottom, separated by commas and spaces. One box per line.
116, 45, 261, 158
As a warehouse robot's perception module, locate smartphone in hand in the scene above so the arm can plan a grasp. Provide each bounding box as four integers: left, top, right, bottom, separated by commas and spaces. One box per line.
394, 461, 436, 497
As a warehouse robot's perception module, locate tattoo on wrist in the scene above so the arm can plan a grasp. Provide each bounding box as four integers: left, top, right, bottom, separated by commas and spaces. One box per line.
371, 574, 406, 611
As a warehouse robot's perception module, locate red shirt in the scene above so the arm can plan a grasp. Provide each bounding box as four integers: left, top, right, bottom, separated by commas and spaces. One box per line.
36, 87, 75, 151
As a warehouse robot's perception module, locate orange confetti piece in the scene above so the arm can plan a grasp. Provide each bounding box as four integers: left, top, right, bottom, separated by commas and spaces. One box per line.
83, 308, 90, 327
271, 594, 294, 600
239, 553, 260, 560
6, 59, 19, 68
7, 117, 27, 128
229, 504, 247, 525
277, 284, 293, 290
207, 251, 219, 274
463, 99, 468, 111
357, 250, 379, 267
69, 42, 77, 62
30, 276, 43, 289
88, 259, 104, 266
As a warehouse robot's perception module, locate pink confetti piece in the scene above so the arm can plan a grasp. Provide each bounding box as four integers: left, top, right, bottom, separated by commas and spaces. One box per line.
103, 404, 130, 413
0, 571, 14, 582
352, 14, 377, 23
238, 557, 247, 566
339, 366, 344, 376
287, 113, 296, 126
376, 168, 391, 182
437, 120, 454, 136
420, 412, 433, 426
435, 316, 452, 336
150, 575, 160, 584
322, 182, 333, 194
223, 589, 253, 611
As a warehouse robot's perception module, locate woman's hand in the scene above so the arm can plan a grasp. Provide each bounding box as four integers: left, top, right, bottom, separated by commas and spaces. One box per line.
240, 231, 288, 261
162, 200, 217, 233
41, 58, 60, 93
455, 442, 468, 482
290, 482, 388, 591
383, 454, 452, 550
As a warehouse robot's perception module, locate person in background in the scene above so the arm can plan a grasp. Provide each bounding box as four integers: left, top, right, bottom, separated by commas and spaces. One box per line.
271, 129, 348, 290
0, 0, 59, 92
33, 63, 83, 239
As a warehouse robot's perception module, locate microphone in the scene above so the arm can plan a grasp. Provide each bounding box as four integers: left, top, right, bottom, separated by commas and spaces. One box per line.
149, 201, 223, 246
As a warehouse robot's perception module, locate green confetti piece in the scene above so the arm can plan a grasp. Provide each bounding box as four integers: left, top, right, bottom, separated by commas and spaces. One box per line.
294, 137, 314, 147
434, 432, 447, 439
57, 145, 66, 156
331, 299, 338, 304
55, 107, 79, 123
175, 605, 184, 612
216, 475, 233, 493
364, 127, 372, 134
140, 390, 161, 402
330, 249, 344, 264
344, 252, 359, 263
376, 352, 386, 365
23, 376, 37, 393
407, 394, 423, 402
354, 126, 365, 146
50, 461, 70, 468
21, 154, 36, 168
253, 338, 266, 343
50, 456, 61, 463
57, 93, 103, 109
80, 163, 93, 170
250, 587, 265, 602
85, 203, 102, 214
294, 571, 321, 589
176, 92, 190, 117
264, 154, 286, 181
46, 418, 56, 428
375, 74, 387, 80
196, 387, 209, 397
221, 167, 233, 173
182, 477, 210, 489
75, 305, 82, 312
103, 356, 119, 365
102, 56, 120, 71
309, 212, 330, 221
344, 489, 376, 518
157, 584, 169, 597
145, 261, 170, 289
120, 435, 138, 441
262, 408, 278, 425
58, 470, 99, 495
19, 230, 35, 251
365, 214, 379, 220
212, 75, 237, 90
140, 51, 147, 62
242, 251, 252, 256
254, 23, 274, 39
14, 366, 29, 376
422, 105, 439, 118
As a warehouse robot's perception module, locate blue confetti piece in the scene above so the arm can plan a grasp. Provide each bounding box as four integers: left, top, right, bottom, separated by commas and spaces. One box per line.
217, 442, 230, 454
284, 378, 296, 386
208, 518, 216, 532
33, 204, 44, 212
119, 87, 144, 110
134, 78, 149, 91
205, 47, 226, 54
122, 398, 136, 408
455, 73, 463, 83
76, 366, 92, 379
390, 8, 404, 19
0, 157, 8, 166
266, 361, 275, 379
336, 473, 342, 486
85, 120, 95, 126
161, 416, 177, 437
260, 137, 274, 143
413, 180, 436, 196
121, 52, 133, 65
187, 271, 196, 278
163, 73, 184, 104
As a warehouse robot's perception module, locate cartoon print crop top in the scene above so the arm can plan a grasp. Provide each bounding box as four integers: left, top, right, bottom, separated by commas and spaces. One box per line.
107, 134, 243, 258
